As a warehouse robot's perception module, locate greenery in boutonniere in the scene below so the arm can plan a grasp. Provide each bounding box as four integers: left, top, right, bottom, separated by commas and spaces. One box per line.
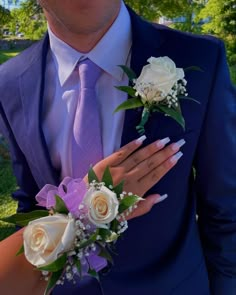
114, 56, 200, 135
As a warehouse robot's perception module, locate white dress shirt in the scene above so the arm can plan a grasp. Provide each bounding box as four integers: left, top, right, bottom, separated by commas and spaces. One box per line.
42, 2, 132, 179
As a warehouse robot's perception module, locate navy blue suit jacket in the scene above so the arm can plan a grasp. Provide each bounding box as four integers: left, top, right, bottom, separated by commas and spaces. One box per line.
0, 8, 236, 295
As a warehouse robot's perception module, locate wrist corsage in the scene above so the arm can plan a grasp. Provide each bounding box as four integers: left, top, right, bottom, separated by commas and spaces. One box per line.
2, 167, 141, 295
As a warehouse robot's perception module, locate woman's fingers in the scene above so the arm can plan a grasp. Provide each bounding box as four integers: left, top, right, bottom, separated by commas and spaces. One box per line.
126, 140, 182, 179
135, 151, 183, 195
102, 135, 147, 167
92, 137, 185, 198
126, 194, 168, 220
122, 137, 171, 172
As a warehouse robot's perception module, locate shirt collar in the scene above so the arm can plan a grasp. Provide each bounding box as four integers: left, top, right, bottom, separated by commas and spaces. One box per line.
48, 1, 132, 86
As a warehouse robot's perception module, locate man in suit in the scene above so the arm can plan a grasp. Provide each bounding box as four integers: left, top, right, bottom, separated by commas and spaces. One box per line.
0, 0, 236, 294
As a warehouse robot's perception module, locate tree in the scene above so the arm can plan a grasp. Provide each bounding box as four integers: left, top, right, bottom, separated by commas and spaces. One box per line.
196, 0, 236, 66
125, 0, 205, 32
221, 0, 236, 36
0, 5, 11, 35
7, 0, 46, 40
196, 0, 236, 36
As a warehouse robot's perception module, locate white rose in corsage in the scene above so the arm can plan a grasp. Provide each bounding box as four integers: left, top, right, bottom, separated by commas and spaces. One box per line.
23, 214, 76, 267
1, 167, 142, 295
83, 185, 119, 228
114, 56, 200, 135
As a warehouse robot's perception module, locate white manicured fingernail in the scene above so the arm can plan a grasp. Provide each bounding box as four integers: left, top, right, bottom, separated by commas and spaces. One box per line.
172, 139, 186, 151
155, 194, 168, 204
170, 151, 183, 164
136, 135, 147, 144
156, 137, 170, 148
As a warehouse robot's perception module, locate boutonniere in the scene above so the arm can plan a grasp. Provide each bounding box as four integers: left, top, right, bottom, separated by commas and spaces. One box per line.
114, 56, 200, 135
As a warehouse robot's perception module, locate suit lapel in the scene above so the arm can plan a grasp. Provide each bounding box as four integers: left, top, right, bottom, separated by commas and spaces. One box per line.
121, 8, 166, 146
20, 34, 60, 188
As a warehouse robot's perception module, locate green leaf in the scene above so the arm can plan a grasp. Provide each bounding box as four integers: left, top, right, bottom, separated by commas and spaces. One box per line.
184, 66, 203, 72
44, 269, 64, 295
98, 228, 113, 241
54, 195, 69, 214
113, 180, 124, 196
75, 260, 82, 277
78, 231, 98, 249
118, 65, 137, 81
115, 86, 136, 97
178, 96, 201, 104
157, 105, 185, 131
1, 210, 49, 226
88, 268, 100, 281
110, 218, 120, 233
98, 245, 113, 264
114, 98, 143, 113
16, 244, 24, 256
118, 195, 140, 214
88, 166, 99, 183
38, 254, 67, 272
102, 166, 113, 187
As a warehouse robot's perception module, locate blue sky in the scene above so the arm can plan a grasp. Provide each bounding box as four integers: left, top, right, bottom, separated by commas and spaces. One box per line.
0, 0, 24, 10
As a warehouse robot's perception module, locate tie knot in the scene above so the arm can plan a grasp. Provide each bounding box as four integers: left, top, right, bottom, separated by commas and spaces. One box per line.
78, 59, 102, 89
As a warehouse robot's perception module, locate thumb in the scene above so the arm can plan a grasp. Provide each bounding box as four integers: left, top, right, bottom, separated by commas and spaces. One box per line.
126, 193, 168, 220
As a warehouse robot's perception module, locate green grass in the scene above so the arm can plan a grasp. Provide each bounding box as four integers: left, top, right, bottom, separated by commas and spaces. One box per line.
0, 49, 23, 64
0, 160, 17, 241
0, 49, 24, 240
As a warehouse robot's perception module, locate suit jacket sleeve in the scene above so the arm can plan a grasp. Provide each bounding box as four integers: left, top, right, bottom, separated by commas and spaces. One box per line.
194, 40, 236, 294
0, 103, 39, 212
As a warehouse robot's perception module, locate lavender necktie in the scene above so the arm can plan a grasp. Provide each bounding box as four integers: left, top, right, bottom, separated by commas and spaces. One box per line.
72, 59, 103, 178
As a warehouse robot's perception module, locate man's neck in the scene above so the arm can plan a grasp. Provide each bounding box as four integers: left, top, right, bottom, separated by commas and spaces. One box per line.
48, 21, 115, 53
44, 3, 120, 53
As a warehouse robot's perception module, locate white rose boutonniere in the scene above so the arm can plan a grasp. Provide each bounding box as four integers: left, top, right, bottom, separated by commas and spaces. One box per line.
135, 57, 185, 100
114, 56, 200, 135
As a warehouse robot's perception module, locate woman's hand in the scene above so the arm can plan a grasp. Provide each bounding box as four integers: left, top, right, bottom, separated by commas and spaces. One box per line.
86, 135, 185, 220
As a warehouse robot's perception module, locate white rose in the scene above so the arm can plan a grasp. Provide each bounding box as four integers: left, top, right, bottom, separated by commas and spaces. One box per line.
83, 186, 119, 228
23, 214, 76, 267
134, 56, 185, 103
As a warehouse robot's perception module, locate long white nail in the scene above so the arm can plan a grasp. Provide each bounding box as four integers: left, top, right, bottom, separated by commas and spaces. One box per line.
156, 137, 170, 148
170, 151, 183, 164
136, 135, 147, 144
155, 194, 168, 204
172, 139, 186, 151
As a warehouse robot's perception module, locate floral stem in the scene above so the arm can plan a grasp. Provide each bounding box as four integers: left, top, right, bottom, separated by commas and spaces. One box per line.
136, 107, 150, 135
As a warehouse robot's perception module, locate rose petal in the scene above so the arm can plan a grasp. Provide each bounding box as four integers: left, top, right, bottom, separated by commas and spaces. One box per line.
23, 214, 76, 267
